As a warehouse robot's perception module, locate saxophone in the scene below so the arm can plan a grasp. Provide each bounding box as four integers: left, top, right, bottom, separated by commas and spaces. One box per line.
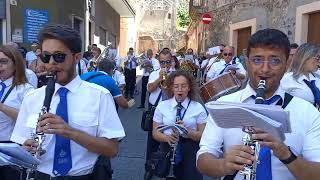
26, 73, 56, 180
239, 80, 265, 180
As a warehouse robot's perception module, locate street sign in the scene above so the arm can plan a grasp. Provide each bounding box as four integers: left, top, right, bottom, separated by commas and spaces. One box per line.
202, 13, 212, 25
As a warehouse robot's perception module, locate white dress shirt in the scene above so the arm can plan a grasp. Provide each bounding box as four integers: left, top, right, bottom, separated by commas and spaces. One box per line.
197, 84, 320, 180
148, 69, 162, 105
124, 55, 137, 69
281, 72, 320, 105
152, 58, 160, 70
26, 51, 37, 63
200, 59, 208, 69
112, 70, 125, 86
76, 59, 88, 75
25, 68, 38, 88
0, 77, 34, 141
153, 97, 207, 135
206, 60, 246, 80
11, 76, 125, 176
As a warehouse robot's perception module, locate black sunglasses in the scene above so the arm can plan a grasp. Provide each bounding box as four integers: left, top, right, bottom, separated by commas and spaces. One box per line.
223, 53, 233, 57
160, 60, 171, 65
40, 53, 67, 63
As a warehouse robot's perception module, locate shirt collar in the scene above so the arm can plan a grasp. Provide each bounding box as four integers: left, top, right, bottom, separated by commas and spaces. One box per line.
55, 75, 82, 95
171, 97, 190, 109
1, 77, 13, 87
241, 82, 286, 103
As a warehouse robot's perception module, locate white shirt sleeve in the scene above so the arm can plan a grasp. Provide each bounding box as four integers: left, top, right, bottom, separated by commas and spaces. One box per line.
25, 69, 38, 88
301, 104, 320, 162
81, 59, 88, 74
97, 91, 125, 140
236, 63, 246, 75
197, 116, 224, 159
153, 103, 164, 124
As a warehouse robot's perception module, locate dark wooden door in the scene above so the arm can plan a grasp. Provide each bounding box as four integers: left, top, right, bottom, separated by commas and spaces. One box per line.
237, 27, 251, 56
308, 11, 320, 44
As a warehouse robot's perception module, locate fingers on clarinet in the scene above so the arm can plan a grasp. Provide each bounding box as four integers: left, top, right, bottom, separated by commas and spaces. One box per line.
234, 155, 252, 165
239, 151, 256, 161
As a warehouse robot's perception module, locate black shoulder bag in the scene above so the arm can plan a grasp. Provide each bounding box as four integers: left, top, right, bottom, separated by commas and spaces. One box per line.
223, 93, 293, 180
141, 91, 162, 131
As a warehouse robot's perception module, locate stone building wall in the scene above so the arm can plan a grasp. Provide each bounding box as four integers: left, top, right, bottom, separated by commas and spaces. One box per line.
191, 0, 320, 51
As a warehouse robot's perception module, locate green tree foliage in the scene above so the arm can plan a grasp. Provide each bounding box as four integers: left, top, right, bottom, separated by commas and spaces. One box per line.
177, 8, 191, 29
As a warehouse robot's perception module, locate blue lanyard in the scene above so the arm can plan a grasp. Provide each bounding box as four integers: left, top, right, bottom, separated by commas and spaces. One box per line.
179, 100, 191, 120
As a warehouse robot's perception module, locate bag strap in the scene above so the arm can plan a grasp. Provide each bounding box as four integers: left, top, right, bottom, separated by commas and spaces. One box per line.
154, 91, 162, 106
83, 72, 105, 82
223, 92, 293, 180
1, 85, 15, 103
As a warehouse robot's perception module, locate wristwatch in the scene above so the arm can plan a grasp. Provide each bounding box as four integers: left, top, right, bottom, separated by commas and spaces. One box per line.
279, 146, 297, 165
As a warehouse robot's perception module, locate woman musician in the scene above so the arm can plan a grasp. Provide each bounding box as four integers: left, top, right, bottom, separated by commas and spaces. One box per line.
281, 43, 320, 107
152, 70, 207, 180
0, 45, 34, 180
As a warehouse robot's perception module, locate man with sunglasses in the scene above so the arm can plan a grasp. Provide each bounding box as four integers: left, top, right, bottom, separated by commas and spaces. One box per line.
206, 46, 246, 82
10, 24, 125, 180
197, 29, 320, 180
144, 48, 172, 180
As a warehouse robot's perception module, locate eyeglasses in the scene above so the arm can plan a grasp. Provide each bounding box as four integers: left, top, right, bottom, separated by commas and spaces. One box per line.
249, 57, 283, 70
160, 60, 171, 65
223, 53, 233, 57
173, 84, 189, 90
0, 58, 10, 65
40, 52, 68, 63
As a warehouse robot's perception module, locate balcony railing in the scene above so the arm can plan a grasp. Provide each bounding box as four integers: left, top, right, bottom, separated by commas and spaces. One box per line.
189, 0, 209, 20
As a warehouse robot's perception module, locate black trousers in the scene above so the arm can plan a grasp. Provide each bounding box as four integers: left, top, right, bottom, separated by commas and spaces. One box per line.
0, 166, 24, 180
124, 68, 136, 97
140, 75, 149, 106
145, 131, 160, 171
161, 138, 203, 180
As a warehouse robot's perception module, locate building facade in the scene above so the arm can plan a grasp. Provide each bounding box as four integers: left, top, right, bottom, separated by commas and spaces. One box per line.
188, 0, 320, 56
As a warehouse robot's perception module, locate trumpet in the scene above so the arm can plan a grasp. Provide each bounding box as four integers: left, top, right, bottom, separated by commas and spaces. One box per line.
180, 60, 195, 72
239, 80, 265, 180
26, 73, 56, 180
88, 47, 109, 72
159, 70, 168, 89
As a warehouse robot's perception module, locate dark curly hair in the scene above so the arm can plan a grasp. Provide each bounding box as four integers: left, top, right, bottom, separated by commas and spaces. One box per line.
164, 70, 198, 101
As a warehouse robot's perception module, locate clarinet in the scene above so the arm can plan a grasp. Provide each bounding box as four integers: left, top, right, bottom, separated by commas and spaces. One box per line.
26, 73, 56, 180
239, 80, 265, 180
166, 101, 182, 178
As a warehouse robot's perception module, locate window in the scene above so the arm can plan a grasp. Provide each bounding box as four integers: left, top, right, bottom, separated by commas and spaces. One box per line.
99, 27, 107, 46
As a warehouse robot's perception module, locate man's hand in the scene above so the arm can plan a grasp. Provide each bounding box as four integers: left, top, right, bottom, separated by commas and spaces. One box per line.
252, 129, 291, 160
37, 113, 76, 138
222, 145, 255, 175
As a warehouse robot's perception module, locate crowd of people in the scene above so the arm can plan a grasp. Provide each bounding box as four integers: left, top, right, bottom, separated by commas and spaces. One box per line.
0, 23, 319, 180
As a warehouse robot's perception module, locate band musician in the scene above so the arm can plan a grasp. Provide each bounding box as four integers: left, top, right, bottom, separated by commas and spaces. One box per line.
197, 29, 320, 180
10, 24, 125, 180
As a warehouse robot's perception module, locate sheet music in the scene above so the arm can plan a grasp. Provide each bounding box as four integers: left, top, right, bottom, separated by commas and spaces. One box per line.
157, 124, 189, 138
206, 101, 291, 141
184, 55, 194, 61
0, 143, 40, 166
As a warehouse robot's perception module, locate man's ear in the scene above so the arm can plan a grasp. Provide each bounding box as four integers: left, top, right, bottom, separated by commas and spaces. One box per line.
74, 53, 81, 64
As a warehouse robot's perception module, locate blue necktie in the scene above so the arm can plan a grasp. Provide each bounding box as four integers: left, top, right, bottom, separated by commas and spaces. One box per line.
303, 79, 320, 106
53, 87, 72, 176
0, 82, 6, 100
174, 102, 183, 164
255, 95, 280, 180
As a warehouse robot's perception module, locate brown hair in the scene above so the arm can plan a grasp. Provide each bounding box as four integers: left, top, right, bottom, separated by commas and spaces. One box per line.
164, 70, 198, 101
0, 45, 27, 87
